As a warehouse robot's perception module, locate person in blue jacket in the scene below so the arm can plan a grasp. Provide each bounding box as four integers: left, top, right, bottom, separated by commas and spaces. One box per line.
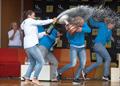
58, 16, 91, 84
38, 26, 62, 81
82, 17, 115, 81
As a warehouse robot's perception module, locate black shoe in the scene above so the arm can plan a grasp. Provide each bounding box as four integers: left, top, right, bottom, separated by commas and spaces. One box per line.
82, 70, 87, 80
57, 73, 62, 80
73, 78, 80, 85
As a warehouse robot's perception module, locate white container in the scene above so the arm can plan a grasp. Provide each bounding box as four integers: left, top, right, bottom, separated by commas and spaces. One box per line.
21, 64, 50, 81
111, 68, 120, 82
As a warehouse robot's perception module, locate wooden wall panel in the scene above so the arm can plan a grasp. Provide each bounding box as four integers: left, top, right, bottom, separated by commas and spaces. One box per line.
1, 0, 21, 48
0, 0, 1, 48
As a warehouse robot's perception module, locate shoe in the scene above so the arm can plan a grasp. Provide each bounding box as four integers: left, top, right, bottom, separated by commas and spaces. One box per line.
73, 78, 80, 85
102, 76, 110, 81
82, 70, 87, 80
57, 73, 62, 80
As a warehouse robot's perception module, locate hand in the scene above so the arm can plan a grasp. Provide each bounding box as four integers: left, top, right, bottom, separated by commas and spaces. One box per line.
76, 27, 82, 32
44, 32, 48, 36
13, 29, 17, 33
52, 17, 57, 24
66, 24, 77, 35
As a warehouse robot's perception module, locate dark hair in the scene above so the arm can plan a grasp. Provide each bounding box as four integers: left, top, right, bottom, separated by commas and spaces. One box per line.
25, 10, 35, 18
55, 24, 66, 33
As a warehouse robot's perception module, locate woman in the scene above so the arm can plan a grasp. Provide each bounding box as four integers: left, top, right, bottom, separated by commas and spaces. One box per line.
21, 10, 56, 85
58, 16, 91, 84
8, 22, 23, 48
82, 17, 115, 81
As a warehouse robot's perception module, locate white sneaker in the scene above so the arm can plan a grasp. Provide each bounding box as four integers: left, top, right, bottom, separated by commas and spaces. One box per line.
82, 70, 87, 80
102, 76, 109, 81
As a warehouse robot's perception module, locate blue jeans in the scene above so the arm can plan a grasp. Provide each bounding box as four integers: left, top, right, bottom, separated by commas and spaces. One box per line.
85, 43, 111, 77
25, 45, 45, 79
39, 46, 58, 79
58, 46, 86, 79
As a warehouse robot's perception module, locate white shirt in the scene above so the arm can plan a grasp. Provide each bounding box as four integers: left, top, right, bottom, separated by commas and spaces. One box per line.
8, 29, 22, 47
21, 18, 53, 49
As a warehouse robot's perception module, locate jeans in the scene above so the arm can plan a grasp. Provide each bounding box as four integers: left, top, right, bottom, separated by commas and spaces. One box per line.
25, 45, 45, 79
58, 46, 86, 79
39, 46, 58, 79
85, 43, 111, 77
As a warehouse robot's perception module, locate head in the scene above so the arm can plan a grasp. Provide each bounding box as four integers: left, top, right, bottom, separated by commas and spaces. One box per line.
71, 16, 84, 27
104, 17, 115, 29
10, 22, 18, 30
107, 23, 115, 30
25, 10, 35, 19
55, 24, 66, 34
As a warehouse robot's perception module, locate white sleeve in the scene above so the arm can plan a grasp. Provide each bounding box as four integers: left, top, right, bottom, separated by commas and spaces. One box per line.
20, 21, 25, 30
31, 19, 53, 26
38, 32, 46, 39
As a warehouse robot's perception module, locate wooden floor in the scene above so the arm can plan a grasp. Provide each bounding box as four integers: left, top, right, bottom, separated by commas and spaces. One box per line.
0, 79, 119, 86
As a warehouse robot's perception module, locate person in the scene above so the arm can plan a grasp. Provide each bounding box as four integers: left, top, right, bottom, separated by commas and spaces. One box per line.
82, 17, 115, 81
8, 22, 23, 48
58, 16, 91, 84
38, 25, 62, 81
20, 10, 57, 85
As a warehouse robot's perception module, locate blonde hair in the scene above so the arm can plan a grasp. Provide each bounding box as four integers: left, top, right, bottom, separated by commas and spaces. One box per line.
71, 16, 84, 27
9, 22, 17, 30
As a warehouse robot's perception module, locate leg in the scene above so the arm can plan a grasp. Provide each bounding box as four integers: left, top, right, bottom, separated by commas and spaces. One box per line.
46, 52, 58, 80
24, 49, 36, 79
58, 46, 77, 74
28, 46, 45, 85
29, 46, 45, 79
85, 44, 103, 74
94, 43, 111, 77
75, 48, 86, 79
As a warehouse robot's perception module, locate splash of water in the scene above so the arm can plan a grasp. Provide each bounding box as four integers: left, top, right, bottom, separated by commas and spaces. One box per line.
57, 5, 120, 28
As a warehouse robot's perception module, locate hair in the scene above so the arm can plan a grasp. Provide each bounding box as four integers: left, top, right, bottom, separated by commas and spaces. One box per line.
24, 10, 35, 19
70, 16, 84, 27
9, 22, 17, 30
104, 17, 115, 25
54, 24, 66, 33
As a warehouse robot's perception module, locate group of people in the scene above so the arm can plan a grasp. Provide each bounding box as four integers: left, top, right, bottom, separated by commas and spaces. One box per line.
19, 10, 115, 85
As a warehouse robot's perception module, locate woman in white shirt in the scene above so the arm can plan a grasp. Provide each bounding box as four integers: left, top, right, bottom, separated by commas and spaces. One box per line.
21, 10, 56, 85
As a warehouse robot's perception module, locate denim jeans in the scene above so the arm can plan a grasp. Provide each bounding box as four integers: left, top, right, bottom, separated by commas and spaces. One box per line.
39, 46, 58, 79
58, 46, 86, 79
85, 43, 111, 77
25, 45, 45, 79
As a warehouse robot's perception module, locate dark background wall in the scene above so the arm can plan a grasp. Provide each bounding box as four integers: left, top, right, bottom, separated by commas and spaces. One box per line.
33, 0, 120, 62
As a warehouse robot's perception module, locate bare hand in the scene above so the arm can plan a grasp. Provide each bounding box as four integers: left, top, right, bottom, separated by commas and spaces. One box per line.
52, 17, 57, 24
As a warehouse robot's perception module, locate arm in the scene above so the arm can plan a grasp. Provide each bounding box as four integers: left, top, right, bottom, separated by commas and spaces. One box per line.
89, 17, 102, 28
106, 31, 112, 42
38, 32, 47, 39
76, 23, 91, 33
31, 19, 54, 26
66, 32, 71, 42
8, 30, 17, 40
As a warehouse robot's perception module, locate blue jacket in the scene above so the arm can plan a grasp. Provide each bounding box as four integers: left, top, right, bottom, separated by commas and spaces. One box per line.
38, 26, 58, 50
89, 17, 112, 45
67, 22, 91, 46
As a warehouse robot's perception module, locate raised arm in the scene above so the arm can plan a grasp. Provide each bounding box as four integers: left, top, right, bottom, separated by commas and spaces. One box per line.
76, 22, 91, 33
89, 17, 103, 28
31, 19, 54, 26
